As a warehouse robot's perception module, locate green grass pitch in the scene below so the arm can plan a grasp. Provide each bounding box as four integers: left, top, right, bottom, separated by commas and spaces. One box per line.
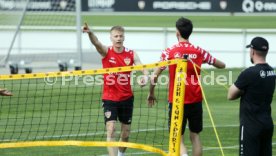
1, 13, 276, 28
82, 15, 276, 29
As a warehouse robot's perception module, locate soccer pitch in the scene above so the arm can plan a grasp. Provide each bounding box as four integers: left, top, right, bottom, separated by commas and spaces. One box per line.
1, 14, 276, 155
2, 13, 276, 28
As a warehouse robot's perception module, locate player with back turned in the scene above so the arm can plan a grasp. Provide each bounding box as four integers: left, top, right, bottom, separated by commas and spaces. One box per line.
147, 17, 225, 156
228, 37, 275, 156
83, 23, 148, 156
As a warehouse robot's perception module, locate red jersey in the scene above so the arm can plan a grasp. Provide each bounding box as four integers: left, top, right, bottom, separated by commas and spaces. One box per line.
102, 46, 134, 101
160, 41, 216, 104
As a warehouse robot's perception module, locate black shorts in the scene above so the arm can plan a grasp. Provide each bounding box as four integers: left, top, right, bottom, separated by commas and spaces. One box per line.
102, 96, 134, 125
239, 123, 273, 156
168, 102, 203, 134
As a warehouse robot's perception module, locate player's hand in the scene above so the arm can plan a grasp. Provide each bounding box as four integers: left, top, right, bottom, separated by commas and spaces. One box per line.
0, 88, 13, 96
147, 93, 156, 107
138, 75, 148, 88
82, 22, 91, 33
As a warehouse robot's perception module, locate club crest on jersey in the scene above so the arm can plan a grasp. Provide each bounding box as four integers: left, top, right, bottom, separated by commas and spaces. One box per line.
105, 111, 111, 118
124, 57, 131, 65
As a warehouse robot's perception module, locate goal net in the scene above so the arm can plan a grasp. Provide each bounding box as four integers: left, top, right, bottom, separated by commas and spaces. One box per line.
0, 59, 187, 156
0, 0, 80, 74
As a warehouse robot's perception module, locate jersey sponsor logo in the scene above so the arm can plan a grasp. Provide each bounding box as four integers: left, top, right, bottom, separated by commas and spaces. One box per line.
259, 70, 276, 78
267, 70, 276, 77
188, 54, 197, 59
109, 57, 116, 64
174, 52, 197, 59
260, 70, 266, 78
124, 57, 131, 65
105, 111, 111, 119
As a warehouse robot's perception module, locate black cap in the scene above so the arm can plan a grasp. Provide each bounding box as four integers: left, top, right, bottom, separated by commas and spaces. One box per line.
246, 37, 269, 52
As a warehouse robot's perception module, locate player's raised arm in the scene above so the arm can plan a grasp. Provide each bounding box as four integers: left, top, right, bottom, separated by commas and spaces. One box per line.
82, 22, 108, 57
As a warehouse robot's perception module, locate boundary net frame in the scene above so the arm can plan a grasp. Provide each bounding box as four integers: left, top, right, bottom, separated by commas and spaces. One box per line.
0, 59, 187, 156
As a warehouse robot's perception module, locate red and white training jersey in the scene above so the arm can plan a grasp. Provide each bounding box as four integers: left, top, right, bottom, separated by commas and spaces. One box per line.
160, 41, 216, 104
102, 46, 134, 101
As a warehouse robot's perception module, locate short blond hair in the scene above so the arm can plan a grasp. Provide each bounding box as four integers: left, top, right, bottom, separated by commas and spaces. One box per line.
110, 26, 124, 33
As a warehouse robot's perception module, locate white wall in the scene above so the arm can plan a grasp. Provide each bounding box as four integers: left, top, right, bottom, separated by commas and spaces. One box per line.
1, 27, 276, 68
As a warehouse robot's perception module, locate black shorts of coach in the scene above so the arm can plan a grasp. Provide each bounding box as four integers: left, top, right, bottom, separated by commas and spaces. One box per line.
168, 102, 203, 134
102, 96, 134, 125
239, 121, 274, 156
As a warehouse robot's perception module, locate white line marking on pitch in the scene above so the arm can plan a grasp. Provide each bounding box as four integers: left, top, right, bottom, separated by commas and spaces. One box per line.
3, 124, 276, 142
0, 125, 239, 141
98, 143, 276, 156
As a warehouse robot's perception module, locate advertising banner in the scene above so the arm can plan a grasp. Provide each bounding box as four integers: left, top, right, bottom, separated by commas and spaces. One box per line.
1, 0, 275, 13
235, 0, 276, 13
0, 0, 75, 11
85, 0, 276, 13
86, 0, 233, 12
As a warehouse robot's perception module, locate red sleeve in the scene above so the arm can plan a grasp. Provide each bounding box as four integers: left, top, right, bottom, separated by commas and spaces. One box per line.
160, 49, 170, 70
201, 49, 216, 65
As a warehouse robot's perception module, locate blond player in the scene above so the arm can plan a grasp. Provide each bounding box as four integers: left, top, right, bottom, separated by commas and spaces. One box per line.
83, 23, 148, 156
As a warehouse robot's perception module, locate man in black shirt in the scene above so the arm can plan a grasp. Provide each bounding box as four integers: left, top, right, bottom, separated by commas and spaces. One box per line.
228, 36, 275, 156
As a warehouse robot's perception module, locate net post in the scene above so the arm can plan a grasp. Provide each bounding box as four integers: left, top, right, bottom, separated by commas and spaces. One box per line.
168, 58, 187, 156
76, 0, 83, 68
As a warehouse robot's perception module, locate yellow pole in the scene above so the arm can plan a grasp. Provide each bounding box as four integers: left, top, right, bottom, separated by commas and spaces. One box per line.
168, 59, 187, 156
192, 64, 225, 156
